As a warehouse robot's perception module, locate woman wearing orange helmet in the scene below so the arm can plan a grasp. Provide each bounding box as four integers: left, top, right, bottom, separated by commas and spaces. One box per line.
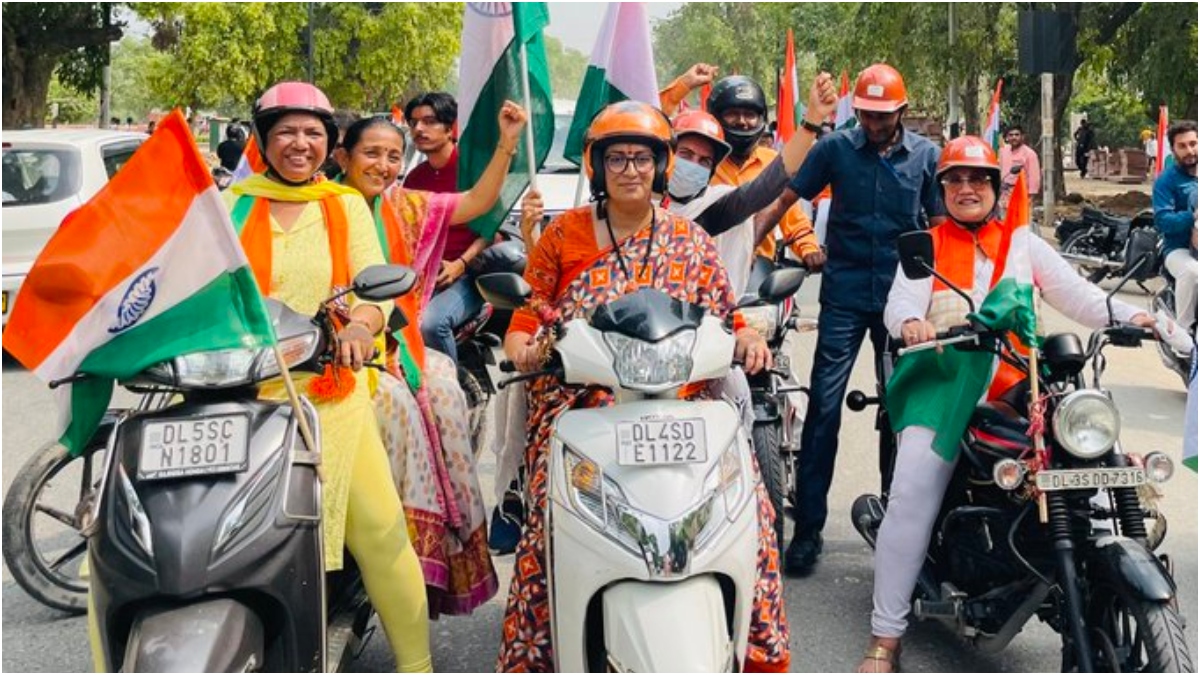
498, 101, 790, 671
225, 81, 433, 671
857, 136, 1154, 672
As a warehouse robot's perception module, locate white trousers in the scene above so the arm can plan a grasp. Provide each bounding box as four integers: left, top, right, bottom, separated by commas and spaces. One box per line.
1166, 248, 1198, 332
871, 426, 956, 638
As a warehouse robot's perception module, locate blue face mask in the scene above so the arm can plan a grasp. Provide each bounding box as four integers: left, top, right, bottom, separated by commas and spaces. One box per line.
667, 158, 712, 200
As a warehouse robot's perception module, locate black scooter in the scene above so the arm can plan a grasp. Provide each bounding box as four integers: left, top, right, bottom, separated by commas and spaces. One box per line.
85, 265, 415, 672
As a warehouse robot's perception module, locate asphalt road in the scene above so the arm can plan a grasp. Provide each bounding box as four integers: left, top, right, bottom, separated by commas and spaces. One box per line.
2, 274, 1195, 672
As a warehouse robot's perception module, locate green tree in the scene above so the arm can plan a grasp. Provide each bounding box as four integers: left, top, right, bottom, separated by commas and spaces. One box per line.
2, 3, 123, 128
543, 34, 587, 101
110, 37, 170, 122
135, 2, 463, 115
45, 75, 99, 126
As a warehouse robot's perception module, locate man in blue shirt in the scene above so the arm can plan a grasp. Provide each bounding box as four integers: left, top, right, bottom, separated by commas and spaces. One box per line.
764, 63, 944, 576
1153, 120, 1198, 334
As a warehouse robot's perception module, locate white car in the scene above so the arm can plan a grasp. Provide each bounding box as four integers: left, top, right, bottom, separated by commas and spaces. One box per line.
503, 101, 583, 238
2, 129, 146, 325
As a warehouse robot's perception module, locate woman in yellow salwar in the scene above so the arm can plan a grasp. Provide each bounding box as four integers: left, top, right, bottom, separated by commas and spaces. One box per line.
332, 103, 526, 617
225, 81, 431, 671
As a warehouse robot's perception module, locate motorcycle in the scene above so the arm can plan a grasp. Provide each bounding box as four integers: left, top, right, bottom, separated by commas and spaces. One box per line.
477, 266, 806, 672
1149, 240, 1196, 386
738, 253, 817, 546
847, 232, 1192, 672
81, 264, 416, 672
1058, 206, 1160, 288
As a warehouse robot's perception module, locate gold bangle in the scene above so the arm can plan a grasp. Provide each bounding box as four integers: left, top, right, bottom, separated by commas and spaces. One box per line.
497, 143, 518, 157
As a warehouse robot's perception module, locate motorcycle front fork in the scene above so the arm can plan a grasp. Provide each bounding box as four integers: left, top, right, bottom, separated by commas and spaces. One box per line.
1046, 492, 1096, 672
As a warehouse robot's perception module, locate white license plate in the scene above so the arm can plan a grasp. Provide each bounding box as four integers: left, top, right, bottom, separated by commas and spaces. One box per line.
1035, 467, 1145, 492
139, 415, 250, 481
616, 418, 707, 466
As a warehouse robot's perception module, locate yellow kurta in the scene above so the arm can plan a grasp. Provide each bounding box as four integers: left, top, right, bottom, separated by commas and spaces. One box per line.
222, 191, 389, 569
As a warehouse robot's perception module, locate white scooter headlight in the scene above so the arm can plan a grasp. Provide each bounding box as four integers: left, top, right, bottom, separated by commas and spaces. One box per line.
603, 330, 695, 392
1053, 390, 1120, 460
693, 443, 752, 550
563, 448, 641, 553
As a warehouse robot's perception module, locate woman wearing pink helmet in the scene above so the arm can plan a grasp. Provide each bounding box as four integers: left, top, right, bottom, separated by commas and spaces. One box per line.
226, 81, 432, 671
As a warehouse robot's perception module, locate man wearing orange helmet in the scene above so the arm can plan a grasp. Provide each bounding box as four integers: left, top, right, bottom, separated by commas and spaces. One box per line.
771, 63, 946, 577
667, 73, 838, 293
857, 136, 1153, 672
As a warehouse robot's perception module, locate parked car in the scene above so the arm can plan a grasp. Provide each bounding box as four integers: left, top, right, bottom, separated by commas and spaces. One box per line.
2, 129, 146, 325
505, 100, 582, 237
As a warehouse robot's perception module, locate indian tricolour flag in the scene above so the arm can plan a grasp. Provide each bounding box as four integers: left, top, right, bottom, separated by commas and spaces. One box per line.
982, 78, 1004, 153
833, 70, 856, 130
886, 172, 1038, 460
232, 138, 265, 183
563, 2, 659, 165
457, 2, 554, 239
3, 110, 275, 455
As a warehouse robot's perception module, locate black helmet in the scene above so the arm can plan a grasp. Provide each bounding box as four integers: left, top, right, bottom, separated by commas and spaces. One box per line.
706, 75, 768, 156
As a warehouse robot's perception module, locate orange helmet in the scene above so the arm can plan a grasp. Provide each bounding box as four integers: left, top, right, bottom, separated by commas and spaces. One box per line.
936, 135, 1001, 196
672, 111, 732, 170
852, 64, 908, 114
583, 101, 675, 197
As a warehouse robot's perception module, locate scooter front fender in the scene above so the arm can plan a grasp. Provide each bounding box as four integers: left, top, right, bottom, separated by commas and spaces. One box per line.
602, 577, 734, 672
121, 598, 265, 672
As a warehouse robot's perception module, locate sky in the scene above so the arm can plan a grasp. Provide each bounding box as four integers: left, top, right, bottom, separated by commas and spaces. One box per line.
544, 3, 682, 54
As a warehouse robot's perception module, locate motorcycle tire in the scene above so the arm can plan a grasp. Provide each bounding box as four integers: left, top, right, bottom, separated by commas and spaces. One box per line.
1082, 579, 1193, 672
1, 441, 99, 614
751, 422, 787, 548
457, 365, 490, 457
1061, 231, 1110, 284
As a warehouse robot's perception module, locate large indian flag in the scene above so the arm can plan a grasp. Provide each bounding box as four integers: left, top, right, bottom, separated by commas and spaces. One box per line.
563, 2, 659, 165
457, 2, 554, 239
886, 172, 1038, 460
3, 110, 275, 455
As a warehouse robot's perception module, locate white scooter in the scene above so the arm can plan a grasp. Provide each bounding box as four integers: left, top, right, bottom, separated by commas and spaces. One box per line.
479, 268, 805, 672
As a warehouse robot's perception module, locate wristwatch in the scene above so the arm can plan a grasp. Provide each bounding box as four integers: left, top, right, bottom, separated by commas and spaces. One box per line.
800, 119, 823, 135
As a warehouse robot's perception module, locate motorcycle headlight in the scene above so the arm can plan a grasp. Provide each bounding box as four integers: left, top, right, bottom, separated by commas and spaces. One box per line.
739, 305, 779, 342
1053, 390, 1120, 460
563, 448, 641, 553
603, 330, 695, 392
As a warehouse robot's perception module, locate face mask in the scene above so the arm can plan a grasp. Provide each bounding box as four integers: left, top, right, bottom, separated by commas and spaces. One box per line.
668, 158, 712, 200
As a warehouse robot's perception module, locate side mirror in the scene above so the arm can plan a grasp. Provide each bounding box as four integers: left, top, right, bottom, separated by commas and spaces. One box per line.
352, 264, 417, 302
476, 272, 532, 310
897, 231, 935, 280
757, 268, 807, 305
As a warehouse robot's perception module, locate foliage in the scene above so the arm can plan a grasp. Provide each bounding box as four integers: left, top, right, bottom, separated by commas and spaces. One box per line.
109, 37, 171, 122
1103, 2, 1198, 120
543, 34, 587, 102
1069, 72, 1148, 150
45, 76, 98, 125
134, 2, 462, 115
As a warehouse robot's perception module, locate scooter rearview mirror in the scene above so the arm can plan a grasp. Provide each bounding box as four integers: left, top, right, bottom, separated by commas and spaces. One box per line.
476, 273, 532, 310
898, 231, 935, 280
352, 264, 418, 302
757, 268, 807, 305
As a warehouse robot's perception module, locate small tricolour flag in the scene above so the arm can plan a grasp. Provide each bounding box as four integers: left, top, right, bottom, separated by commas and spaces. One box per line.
886, 171, 1037, 460
563, 2, 659, 165
776, 29, 799, 144
834, 70, 855, 130
457, 2, 554, 239
3, 110, 276, 455
1156, 105, 1168, 175
232, 139, 266, 183
982, 78, 1004, 153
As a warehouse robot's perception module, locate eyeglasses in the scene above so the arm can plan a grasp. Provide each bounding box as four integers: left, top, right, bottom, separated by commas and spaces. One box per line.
604, 153, 656, 174
939, 174, 992, 189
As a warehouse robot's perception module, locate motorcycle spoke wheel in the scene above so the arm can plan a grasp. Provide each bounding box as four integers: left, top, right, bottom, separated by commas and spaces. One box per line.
1084, 581, 1194, 672
2, 442, 103, 614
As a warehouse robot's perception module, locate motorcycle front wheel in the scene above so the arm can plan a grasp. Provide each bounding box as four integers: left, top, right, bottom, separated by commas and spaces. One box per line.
1083, 580, 1194, 672
1, 441, 102, 614
751, 422, 786, 548
1061, 231, 1110, 284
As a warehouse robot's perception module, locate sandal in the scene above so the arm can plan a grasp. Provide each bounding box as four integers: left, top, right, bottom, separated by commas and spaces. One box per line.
857, 641, 901, 673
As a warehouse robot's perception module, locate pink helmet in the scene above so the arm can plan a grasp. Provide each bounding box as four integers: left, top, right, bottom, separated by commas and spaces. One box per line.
252, 81, 338, 160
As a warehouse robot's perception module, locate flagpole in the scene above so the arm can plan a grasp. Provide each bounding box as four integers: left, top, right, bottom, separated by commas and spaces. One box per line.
519, 41, 539, 192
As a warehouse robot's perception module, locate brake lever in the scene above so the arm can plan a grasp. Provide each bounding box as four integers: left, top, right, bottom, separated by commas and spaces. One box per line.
498, 368, 561, 390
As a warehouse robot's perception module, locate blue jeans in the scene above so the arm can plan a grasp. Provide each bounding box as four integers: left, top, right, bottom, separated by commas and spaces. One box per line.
794, 304, 889, 540
420, 274, 483, 365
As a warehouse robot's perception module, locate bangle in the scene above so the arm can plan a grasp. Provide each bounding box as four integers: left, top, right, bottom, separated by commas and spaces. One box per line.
800, 118, 823, 135
497, 143, 517, 157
